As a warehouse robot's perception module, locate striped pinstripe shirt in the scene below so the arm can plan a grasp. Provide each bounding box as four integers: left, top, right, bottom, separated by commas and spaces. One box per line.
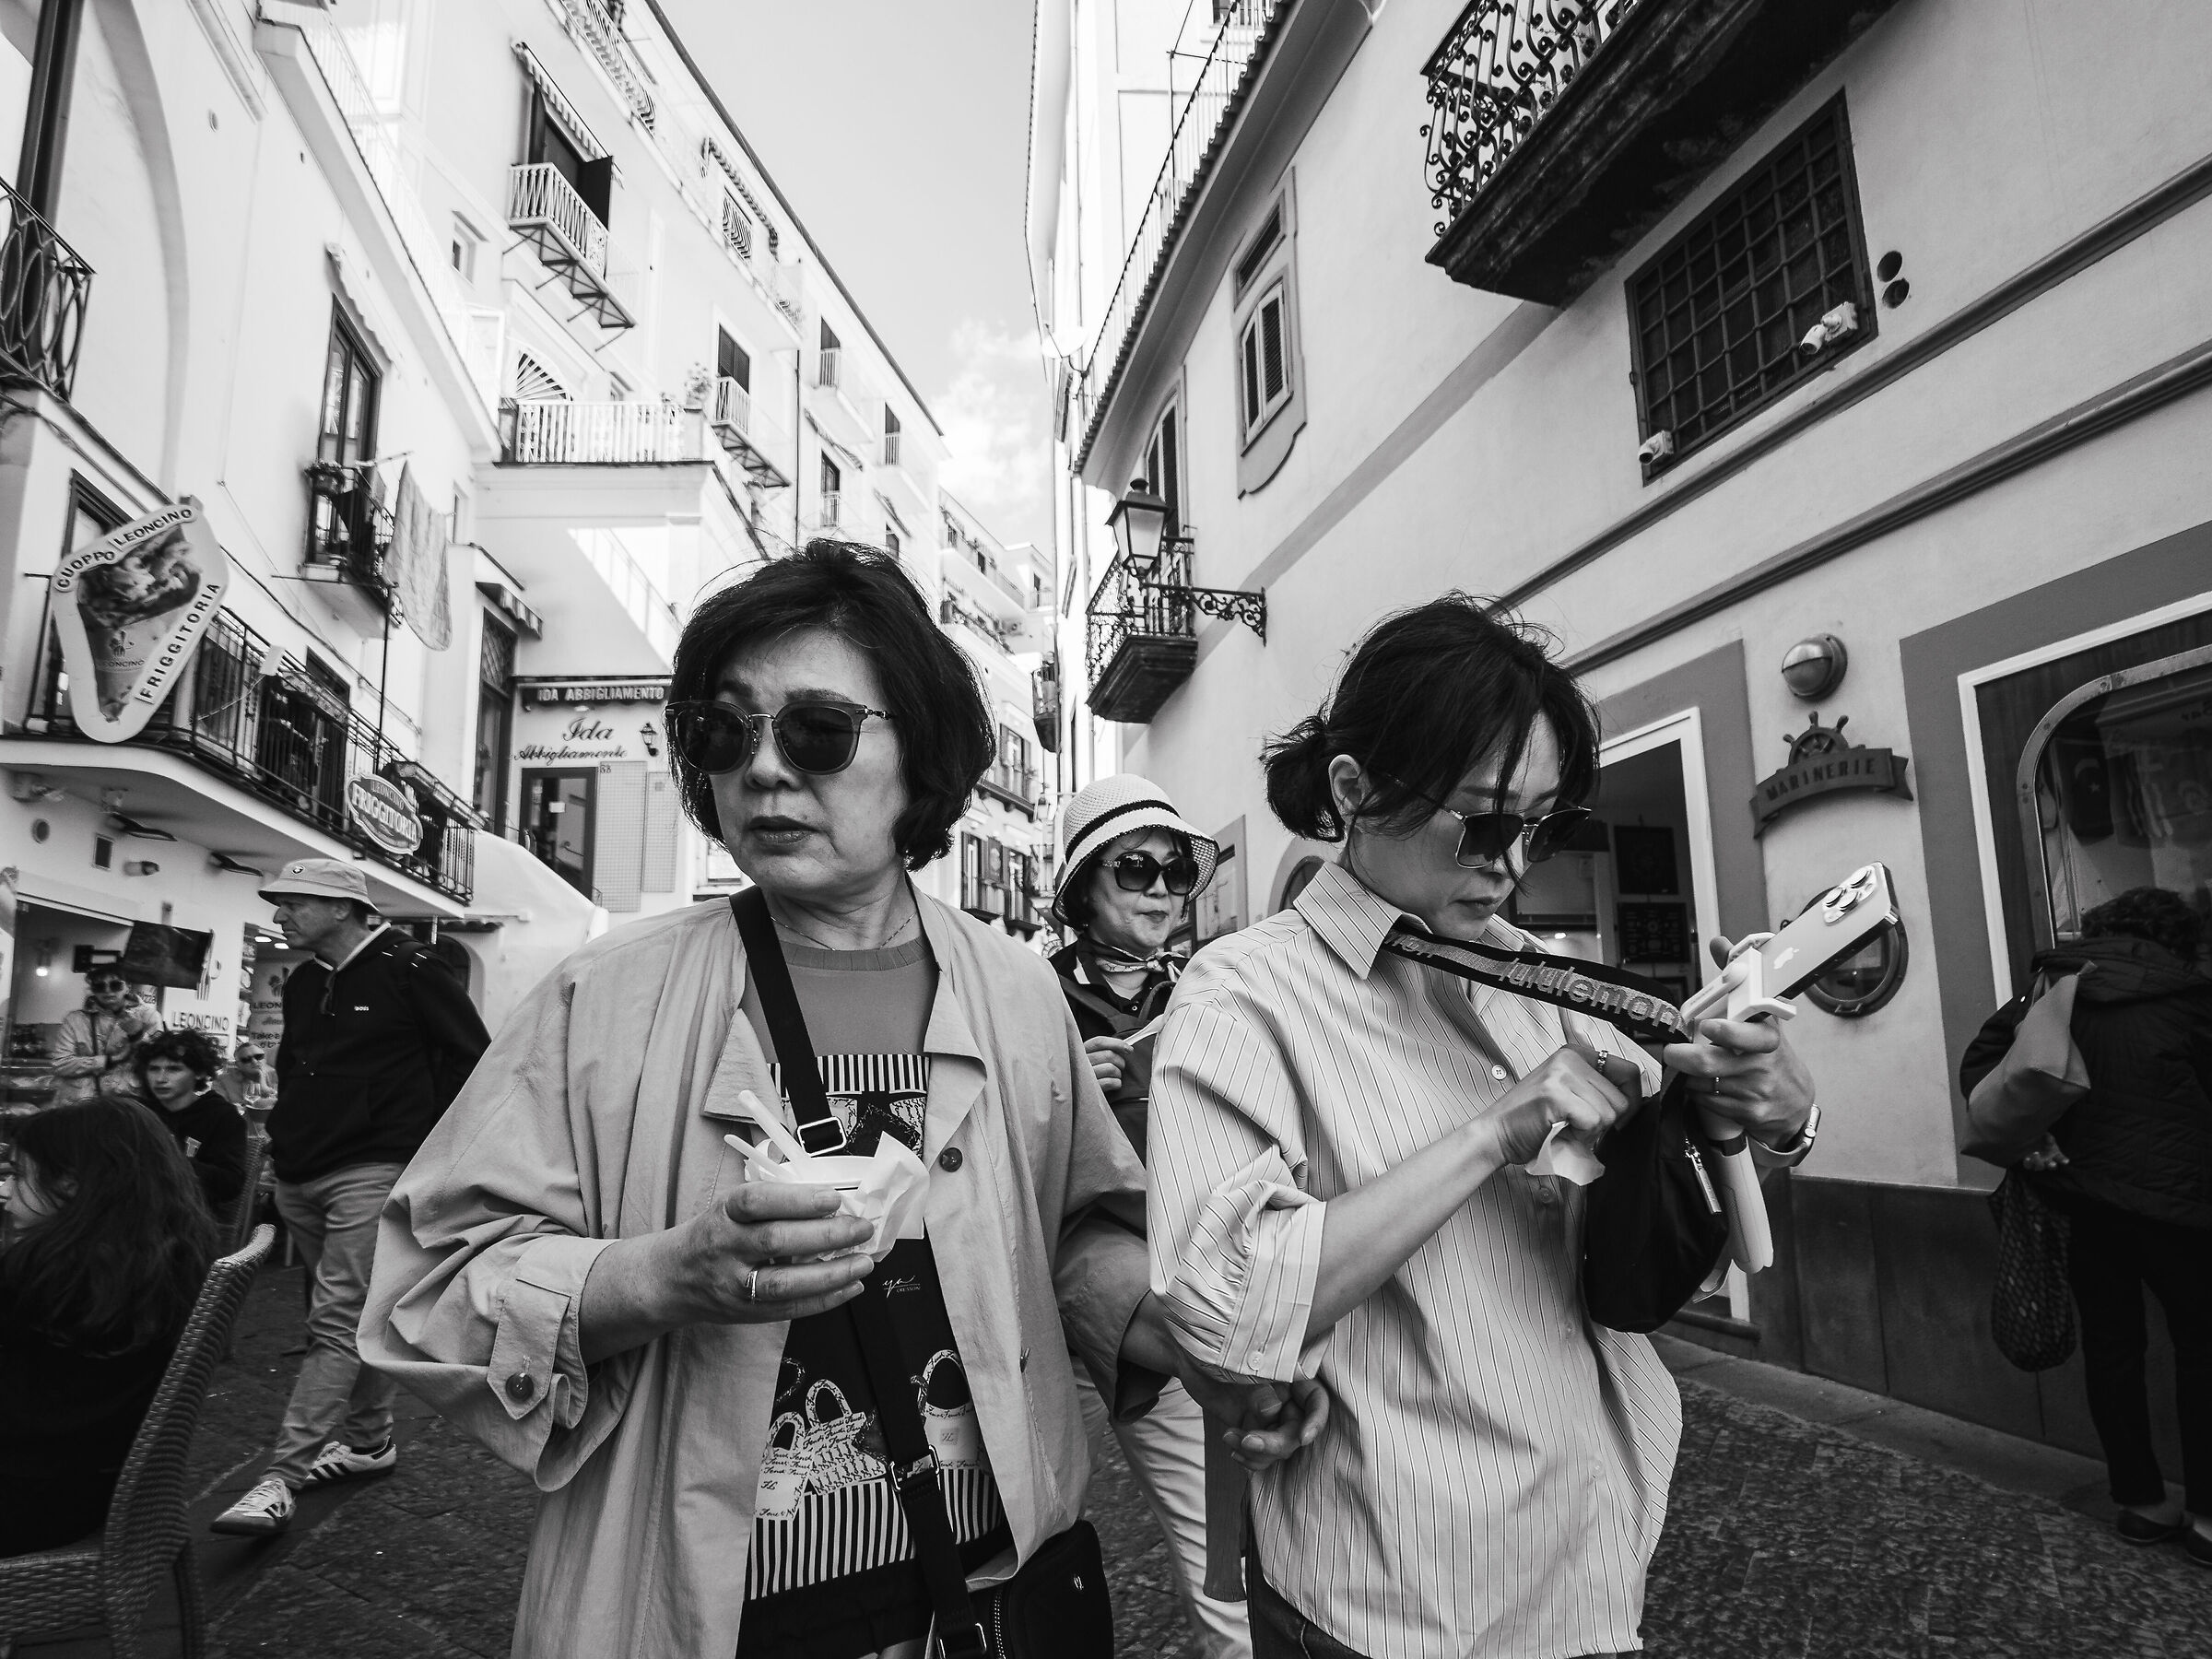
1148, 862, 1681, 1659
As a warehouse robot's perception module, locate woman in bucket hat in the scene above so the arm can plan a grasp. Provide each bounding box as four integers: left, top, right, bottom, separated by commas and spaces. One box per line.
1048, 774, 1218, 1158
1049, 776, 1253, 1659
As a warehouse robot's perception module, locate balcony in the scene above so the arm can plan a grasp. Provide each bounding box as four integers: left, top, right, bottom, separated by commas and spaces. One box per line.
977, 757, 1039, 818
816, 490, 843, 532
815, 348, 841, 391
939, 591, 1018, 656
1421, 0, 1904, 303
0, 181, 92, 400
1086, 538, 1199, 723
301, 462, 395, 632
710, 376, 791, 488
1031, 659, 1061, 752
507, 162, 633, 331
24, 608, 476, 902
501, 399, 703, 465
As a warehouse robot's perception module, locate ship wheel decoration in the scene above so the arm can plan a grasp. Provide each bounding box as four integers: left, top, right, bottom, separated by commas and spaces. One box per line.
1783, 712, 1853, 765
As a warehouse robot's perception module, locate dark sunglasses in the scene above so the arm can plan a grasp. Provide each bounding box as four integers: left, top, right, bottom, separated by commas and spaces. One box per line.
88, 978, 127, 993
1109, 851, 1199, 895
664, 699, 893, 777
1394, 780, 1591, 869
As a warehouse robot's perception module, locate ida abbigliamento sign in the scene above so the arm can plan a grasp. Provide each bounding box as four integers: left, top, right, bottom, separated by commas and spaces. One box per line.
50, 496, 231, 743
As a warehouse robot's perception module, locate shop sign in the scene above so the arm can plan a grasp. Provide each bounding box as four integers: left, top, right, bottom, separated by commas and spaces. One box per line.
50, 496, 231, 742
1750, 713, 1912, 836
514, 700, 666, 767
521, 679, 667, 707
347, 774, 425, 857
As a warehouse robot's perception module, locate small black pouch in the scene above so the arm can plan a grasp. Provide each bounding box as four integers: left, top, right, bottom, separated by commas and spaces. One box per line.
1583, 1075, 1733, 1333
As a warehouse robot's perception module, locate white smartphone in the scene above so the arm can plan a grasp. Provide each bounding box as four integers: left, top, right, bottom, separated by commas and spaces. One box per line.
1757, 862, 1900, 1000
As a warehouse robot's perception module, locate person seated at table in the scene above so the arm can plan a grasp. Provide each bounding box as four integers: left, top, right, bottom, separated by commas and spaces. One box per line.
1, 1095, 220, 1556
134, 1029, 249, 1213
43, 967, 161, 1105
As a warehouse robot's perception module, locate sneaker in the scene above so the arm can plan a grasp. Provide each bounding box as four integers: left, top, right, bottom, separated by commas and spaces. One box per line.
2185, 1524, 2212, 1568
211, 1476, 295, 1535
303, 1435, 397, 1486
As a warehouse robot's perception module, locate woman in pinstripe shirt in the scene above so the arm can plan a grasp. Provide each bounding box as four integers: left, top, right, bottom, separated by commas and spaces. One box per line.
1148, 596, 1816, 1659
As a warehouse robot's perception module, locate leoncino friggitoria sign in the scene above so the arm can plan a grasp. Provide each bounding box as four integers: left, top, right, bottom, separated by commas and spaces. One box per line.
1749, 713, 1912, 835
50, 496, 230, 742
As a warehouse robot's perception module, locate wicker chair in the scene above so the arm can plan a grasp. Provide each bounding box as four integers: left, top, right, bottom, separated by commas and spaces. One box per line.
225, 1130, 269, 1255
0, 1223, 275, 1658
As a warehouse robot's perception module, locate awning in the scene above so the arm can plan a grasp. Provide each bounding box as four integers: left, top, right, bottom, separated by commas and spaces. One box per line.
512, 41, 608, 161
476, 578, 545, 637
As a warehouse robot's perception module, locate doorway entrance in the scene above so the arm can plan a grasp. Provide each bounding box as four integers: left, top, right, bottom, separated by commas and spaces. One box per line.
522, 767, 597, 898
1512, 709, 1746, 1319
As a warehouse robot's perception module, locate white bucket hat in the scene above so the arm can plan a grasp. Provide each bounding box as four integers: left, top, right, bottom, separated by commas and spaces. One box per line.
1052, 774, 1218, 927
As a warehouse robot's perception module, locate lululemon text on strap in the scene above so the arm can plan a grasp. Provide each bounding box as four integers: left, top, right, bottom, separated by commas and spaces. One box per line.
1380, 921, 1692, 1047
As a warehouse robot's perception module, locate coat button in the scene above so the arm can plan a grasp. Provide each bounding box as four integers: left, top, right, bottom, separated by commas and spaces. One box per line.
506, 1370, 533, 1403
937, 1147, 963, 1172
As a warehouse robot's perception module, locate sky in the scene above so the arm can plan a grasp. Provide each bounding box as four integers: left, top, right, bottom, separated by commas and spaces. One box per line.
661, 0, 1055, 555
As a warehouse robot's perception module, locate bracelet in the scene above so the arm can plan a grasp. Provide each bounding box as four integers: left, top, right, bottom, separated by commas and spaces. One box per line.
1749, 1102, 1820, 1166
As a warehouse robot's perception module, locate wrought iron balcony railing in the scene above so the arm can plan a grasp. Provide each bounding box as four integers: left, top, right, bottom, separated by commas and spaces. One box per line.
710, 376, 791, 488
0, 180, 92, 400
815, 347, 842, 391
817, 490, 842, 529
507, 162, 632, 330
1421, 0, 1642, 239
1085, 534, 1265, 723
303, 463, 395, 602
28, 606, 476, 901
501, 398, 700, 464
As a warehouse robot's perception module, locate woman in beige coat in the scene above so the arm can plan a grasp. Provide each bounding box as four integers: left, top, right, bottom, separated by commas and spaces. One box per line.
361, 543, 1317, 1659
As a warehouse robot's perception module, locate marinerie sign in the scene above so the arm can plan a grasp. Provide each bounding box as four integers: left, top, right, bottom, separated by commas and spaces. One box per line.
1750, 714, 1912, 835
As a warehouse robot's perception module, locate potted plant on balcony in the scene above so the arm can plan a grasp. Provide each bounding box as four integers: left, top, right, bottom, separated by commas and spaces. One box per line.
680, 363, 712, 412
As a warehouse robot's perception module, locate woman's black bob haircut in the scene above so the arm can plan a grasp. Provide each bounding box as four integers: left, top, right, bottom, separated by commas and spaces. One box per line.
1263, 593, 1600, 841
667, 540, 995, 869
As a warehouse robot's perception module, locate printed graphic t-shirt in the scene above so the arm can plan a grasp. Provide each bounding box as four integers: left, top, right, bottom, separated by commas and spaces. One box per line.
735, 934, 1012, 1659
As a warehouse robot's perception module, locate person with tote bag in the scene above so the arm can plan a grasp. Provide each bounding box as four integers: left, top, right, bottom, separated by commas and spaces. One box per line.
1959, 887, 2212, 1561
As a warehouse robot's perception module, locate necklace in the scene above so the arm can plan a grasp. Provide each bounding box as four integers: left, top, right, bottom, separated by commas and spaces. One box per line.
770, 901, 918, 952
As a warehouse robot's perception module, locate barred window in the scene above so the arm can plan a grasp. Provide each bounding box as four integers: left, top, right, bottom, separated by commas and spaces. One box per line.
1628, 97, 1873, 475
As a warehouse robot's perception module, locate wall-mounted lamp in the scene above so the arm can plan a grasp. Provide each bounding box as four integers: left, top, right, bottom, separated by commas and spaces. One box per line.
1781, 633, 1849, 700
123, 859, 161, 877
1105, 478, 1170, 579
640, 720, 662, 759
34, 937, 55, 977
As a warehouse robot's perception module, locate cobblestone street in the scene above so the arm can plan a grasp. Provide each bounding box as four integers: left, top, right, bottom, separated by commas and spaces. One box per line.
17, 1265, 2208, 1657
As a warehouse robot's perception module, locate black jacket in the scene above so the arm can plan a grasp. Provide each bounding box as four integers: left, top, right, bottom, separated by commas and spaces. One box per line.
269, 930, 491, 1183
1960, 935, 2212, 1229
0, 1328, 172, 1555
147, 1090, 248, 1210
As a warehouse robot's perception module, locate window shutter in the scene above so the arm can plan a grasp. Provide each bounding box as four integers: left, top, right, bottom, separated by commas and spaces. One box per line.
513, 352, 568, 402
1241, 320, 1261, 433
1261, 292, 1286, 402
576, 155, 615, 228
722, 194, 752, 259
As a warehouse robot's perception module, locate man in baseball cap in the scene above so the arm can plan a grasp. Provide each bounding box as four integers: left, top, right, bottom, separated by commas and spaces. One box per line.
216, 855, 489, 1536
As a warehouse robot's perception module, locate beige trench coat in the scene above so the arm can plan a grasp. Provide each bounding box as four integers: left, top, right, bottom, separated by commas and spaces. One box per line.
359, 894, 1158, 1659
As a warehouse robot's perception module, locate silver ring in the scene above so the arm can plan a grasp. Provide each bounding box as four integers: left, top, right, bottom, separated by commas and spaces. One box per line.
747, 1267, 760, 1302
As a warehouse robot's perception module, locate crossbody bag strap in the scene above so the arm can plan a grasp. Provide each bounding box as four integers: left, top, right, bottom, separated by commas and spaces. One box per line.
730, 889, 848, 1155
728, 889, 988, 1659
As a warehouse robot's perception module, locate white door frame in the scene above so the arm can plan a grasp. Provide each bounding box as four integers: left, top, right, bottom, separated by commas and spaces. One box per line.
1597, 706, 1748, 1320
1955, 588, 2212, 1005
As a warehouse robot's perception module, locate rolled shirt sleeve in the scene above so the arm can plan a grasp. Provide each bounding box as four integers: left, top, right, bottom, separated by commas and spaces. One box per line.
360, 968, 634, 1489
1148, 992, 1329, 1386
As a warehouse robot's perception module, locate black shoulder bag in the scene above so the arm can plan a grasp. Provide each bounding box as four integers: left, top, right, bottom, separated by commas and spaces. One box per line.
731, 890, 1114, 1659
1380, 920, 1731, 1332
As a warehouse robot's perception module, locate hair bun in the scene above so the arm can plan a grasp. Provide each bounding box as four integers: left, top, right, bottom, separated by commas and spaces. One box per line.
1262, 714, 1343, 841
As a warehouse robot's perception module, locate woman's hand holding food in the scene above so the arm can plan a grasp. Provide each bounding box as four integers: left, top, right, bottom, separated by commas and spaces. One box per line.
581, 1181, 875, 1362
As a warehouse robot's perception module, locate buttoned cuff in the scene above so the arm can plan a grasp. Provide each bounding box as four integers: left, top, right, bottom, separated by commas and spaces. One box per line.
487, 1232, 616, 1433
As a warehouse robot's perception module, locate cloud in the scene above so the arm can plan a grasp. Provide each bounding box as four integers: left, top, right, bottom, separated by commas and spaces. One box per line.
935, 318, 1053, 547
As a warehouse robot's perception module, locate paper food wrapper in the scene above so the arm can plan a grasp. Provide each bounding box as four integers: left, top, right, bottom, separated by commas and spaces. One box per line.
725, 1134, 931, 1261
1523, 1121, 1605, 1187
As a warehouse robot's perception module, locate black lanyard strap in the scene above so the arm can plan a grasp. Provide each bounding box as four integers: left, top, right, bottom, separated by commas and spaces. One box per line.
1379, 921, 1692, 1048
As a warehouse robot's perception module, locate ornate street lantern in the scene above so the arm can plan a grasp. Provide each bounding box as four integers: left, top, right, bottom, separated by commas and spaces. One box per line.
1106, 478, 1170, 578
